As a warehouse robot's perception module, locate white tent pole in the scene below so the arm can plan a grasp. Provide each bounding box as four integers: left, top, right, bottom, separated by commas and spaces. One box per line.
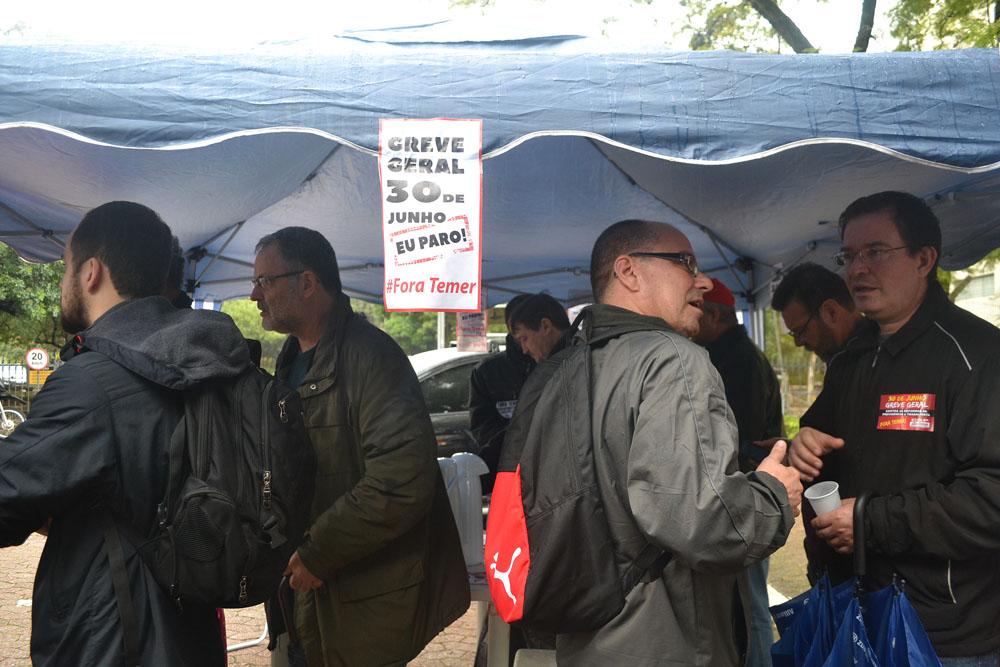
437, 312, 447, 349
194, 221, 245, 286
749, 241, 819, 301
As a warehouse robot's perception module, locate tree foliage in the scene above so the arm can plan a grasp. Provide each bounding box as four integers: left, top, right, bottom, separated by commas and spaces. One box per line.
682, 0, 996, 53
219, 299, 288, 372
938, 248, 1000, 300
683, 0, 779, 51
890, 0, 1000, 49
0, 245, 64, 361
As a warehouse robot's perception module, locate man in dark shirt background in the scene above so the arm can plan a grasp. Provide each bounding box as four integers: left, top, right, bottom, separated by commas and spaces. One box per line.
771, 262, 864, 364
469, 294, 533, 492
694, 278, 783, 667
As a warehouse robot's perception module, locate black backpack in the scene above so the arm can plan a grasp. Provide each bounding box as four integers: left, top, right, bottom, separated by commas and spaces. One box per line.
138, 366, 315, 607
483, 312, 670, 634
90, 355, 315, 664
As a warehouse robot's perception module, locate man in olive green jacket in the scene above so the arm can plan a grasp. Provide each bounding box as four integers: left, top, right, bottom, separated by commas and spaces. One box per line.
251, 227, 470, 667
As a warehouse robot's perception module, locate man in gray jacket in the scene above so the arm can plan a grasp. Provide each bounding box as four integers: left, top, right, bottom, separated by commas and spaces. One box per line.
556, 219, 802, 666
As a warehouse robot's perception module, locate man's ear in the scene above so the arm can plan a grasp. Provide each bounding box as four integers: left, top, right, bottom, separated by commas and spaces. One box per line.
79, 257, 104, 295
915, 246, 939, 279
612, 255, 641, 292
818, 298, 840, 326
538, 317, 553, 334
299, 269, 319, 299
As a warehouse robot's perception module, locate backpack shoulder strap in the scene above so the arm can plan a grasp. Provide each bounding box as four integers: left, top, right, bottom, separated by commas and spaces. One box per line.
100, 513, 142, 667
575, 313, 673, 591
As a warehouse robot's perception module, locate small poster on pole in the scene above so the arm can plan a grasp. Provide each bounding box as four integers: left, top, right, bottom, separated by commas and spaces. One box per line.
379, 118, 483, 312
457, 311, 488, 352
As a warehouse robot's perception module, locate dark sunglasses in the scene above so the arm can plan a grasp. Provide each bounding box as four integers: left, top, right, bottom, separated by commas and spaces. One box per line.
628, 251, 700, 277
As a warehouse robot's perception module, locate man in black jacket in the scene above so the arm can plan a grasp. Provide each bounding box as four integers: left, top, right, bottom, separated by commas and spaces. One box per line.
0, 201, 249, 665
508, 293, 571, 364
693, 278, 783, 667
469, 293, 533, 492
789, 191, 1000, 663
771, 262, 865, 364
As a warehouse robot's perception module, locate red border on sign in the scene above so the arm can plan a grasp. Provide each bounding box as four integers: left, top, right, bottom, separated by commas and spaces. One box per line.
25, 347, 49, 371
379, 118, 484, 313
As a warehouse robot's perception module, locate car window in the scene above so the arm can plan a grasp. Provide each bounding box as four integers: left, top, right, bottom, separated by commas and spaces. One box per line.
421, 362, 476, 413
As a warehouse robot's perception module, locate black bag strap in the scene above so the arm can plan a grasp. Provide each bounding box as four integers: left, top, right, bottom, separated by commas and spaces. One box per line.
621, 542, 673, 592
101, 513, 142, 667
580, 325, 672, 595
853, 493, 868, 592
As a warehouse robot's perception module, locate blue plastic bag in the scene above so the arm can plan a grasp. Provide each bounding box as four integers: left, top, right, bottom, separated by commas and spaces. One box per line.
771, 575, 852, 666
872, 587, 942, 667
821, 596, 881, 667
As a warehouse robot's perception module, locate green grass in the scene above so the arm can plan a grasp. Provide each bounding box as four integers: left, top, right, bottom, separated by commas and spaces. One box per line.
783, 414, 800, 440
768, 513, 810, 600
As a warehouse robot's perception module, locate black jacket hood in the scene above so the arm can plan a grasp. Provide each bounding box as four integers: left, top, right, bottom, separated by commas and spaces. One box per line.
67, 296, 250, 390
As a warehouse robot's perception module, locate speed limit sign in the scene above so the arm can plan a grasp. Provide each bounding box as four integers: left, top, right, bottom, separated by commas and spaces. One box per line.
25, 347, 50, 371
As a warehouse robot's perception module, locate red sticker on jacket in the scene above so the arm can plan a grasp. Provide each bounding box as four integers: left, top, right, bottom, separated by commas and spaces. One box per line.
877, 393, 935, 431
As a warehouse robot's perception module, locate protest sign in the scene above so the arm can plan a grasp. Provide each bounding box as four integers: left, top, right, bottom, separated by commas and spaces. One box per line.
457, 310, 488, 352
379, 118, 483, 312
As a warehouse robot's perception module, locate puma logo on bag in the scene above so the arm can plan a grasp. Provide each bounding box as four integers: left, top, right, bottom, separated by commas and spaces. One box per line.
490, 548, 522, 605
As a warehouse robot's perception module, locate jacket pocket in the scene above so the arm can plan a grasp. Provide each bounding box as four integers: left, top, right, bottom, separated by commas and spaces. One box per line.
891, 555, 956, 607
336, 535, 426, 602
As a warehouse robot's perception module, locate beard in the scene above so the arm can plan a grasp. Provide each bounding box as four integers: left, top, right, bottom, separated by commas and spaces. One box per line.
60, 275, 89, 334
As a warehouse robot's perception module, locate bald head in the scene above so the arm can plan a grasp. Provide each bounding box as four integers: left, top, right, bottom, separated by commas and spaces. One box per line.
590, 219, 673, 301
591, 220, 712, 336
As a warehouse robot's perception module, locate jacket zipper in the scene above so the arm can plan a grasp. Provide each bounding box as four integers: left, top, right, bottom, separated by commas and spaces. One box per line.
262, 379, 277, 511
233, 374, 249, 504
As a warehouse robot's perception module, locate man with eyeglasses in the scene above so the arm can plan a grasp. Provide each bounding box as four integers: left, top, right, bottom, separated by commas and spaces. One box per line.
771, 262, 864, 364
788, 191, 1000, 665
554, 219, 802, 666
250, 227, 469, 667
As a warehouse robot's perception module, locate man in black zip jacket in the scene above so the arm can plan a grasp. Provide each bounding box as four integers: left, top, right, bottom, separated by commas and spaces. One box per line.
469, 294, 534, 493
789, 191, 1000, 663
0, 202, 248, 665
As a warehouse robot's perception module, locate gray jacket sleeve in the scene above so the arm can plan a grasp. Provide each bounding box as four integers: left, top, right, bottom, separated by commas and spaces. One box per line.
625, 336, 793, 574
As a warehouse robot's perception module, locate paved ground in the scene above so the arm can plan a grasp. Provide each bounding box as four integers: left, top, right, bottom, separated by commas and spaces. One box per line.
0, 534, 478, 666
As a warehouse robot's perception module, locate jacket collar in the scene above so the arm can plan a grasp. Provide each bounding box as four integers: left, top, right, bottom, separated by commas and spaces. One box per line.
879, 281, 951, 358
581, 303, 673, 344
840, 281, 950, 361
828, 317, 879, 364
276, 292, 354, 386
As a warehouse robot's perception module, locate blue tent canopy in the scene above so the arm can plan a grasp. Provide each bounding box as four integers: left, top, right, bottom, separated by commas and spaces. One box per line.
1, 37, 999, 319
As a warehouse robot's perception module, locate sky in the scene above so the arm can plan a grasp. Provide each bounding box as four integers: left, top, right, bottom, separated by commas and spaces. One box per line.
3, 0, 897, 53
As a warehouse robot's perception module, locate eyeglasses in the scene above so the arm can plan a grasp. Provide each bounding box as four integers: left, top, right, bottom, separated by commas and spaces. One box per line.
786, 312, 814, 340
833, 246, 908, 268
249, 270, 304, 290
628, 251, 700, 277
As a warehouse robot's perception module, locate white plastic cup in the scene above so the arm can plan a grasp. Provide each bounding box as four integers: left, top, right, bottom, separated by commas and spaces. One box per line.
804, 481, 842, 516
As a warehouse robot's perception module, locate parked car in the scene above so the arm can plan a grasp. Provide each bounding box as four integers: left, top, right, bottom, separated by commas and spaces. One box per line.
409, 348, 491, 457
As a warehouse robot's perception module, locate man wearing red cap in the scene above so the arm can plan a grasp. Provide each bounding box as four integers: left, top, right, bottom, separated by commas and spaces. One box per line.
694, 278, 783, 667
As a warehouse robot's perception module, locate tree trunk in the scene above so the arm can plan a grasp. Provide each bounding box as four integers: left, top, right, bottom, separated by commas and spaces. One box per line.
806, 352, 817, 405
746, 0, 817, 53
772, 310, 790, 411
854, 0, 877, 52
949, 275, 973, 301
